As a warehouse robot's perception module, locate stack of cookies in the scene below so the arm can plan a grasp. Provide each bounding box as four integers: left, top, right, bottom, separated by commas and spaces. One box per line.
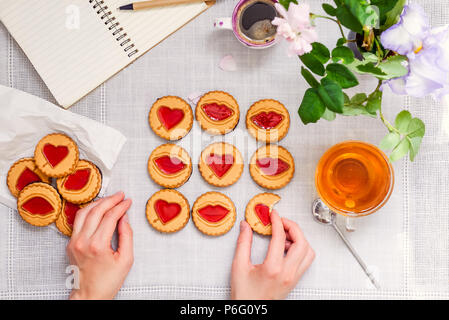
7, 133, 102, 236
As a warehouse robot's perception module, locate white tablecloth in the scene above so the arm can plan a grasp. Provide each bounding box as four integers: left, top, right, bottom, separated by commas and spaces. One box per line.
0, 0, 448, 299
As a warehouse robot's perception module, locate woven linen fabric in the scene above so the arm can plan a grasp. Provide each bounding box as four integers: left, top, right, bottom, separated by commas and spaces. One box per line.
0, 0, 448, 300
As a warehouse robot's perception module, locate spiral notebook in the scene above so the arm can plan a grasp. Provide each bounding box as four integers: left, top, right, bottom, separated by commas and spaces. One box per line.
0, 0, 214, 109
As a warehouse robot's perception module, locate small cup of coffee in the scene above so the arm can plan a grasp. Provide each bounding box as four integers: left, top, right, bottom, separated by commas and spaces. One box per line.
214, 0, 279, 49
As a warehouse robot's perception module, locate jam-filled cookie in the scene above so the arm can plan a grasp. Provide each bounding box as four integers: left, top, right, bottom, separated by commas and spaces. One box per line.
245, 193, 281, 235
196, 91, 240, 135
17, 182, 62, 227
246, 99, 290, 143
250, 145, 295, 190
148, 144, 192, 188
192, 192, 236, 236
56, 160, 102, 204
149, 96, 193, 141
199, 142, 243, 187
146, 189, 190, 233
34, 133, 79, 178
55, 200, 89, 236
7, 158, 50, 198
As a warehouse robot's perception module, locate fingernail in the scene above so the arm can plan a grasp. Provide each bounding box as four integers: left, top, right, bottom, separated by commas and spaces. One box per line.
240, 220, 246, 230
123, 214, 129, 224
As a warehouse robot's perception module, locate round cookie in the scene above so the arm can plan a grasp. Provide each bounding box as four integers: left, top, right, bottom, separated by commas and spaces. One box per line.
195, 91, 240, 135
149, 96, 193, 141
199, 142, 243, 187
17, 182, 62, 227
192, 192, 236, 236
249, 145, 295, 190
245, 193, 281, 235
7, 158, 50, 198
34, 133, 79, 178
148, 144, 192, 188
146, 189, 190, 233
246, 99, 290, 143
56, 160, 102, 204
56, 200, 89, 236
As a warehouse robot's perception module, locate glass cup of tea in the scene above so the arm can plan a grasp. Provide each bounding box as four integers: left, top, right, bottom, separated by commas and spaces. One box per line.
214, 0, 278, 49
314, 141, 394, 229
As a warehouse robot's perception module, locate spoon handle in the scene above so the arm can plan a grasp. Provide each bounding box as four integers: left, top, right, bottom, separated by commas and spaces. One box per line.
332, 223, 381, 290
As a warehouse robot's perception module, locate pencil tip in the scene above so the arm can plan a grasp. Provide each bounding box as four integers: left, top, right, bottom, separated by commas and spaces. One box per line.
118, 4, 133, 10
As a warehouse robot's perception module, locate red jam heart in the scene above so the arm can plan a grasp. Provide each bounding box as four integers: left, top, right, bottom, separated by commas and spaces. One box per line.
198, 205, 229, 223
154, 199, 181, 224
157, 106, 185, 130
255, 204, 271, 226
15, 168, 42, 191
202, 103, 233, 121
64, 169, 91, 191
22, 197, 54, 215
155, 156, 186, 175
251, 112, 283, 129
64, 202, 81, 226
206, 153, 234, 178
256, 158, 290, 176
43, 143, 69, 168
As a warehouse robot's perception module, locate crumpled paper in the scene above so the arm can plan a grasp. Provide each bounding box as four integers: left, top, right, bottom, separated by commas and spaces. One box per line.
0, 85, 126, 209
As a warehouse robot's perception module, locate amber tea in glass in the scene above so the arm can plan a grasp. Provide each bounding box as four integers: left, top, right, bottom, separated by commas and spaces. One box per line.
315, 141, 394, 217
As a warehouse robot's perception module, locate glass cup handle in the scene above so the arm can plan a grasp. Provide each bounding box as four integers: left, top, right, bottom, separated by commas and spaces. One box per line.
345, 217, 357, 232
214, 17, 232, 30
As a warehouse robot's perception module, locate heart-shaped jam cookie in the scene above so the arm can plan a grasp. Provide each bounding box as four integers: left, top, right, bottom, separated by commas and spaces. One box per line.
254, 204, 271, 226
43, 143, 69, 168
7, 158, 51, 198
154, 199, 181, 224
246, 193, 280, 235
56, 200, 86, 236
154, 156, 186, 175
206, 153, 234, 178
157, 106, 185, 130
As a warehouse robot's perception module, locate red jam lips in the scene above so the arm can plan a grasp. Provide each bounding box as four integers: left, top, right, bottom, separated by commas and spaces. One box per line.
148, 144, 192, 188
206, 153, 234, 178
146, 189, 190, 233
250, 145, 295, 190
245, 193, 281, 235
192, 192, 236, 236
149, 96, 193, 141
7, 158, 50, 198
196, 91, 240, 135
16, 168, 42, 191
22, 197, 54, 215
246, 99, 290, 143
64, 168, 91, 191
34, 133, 79, 178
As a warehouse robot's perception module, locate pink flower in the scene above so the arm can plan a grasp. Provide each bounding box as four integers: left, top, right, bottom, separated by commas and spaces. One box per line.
272, 2, 318, 57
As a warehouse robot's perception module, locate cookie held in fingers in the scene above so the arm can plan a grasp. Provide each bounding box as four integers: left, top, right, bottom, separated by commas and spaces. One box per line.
17, 182, 62, 227
249, 145, 295, 190
199, 142, 243, 187
7, 158, 50, 198
148, 144, 192, 188
149, 96, 193, 141
192, 192, 236, 236
34, 133, 79, 178
245, 193, 281, 235
55, 200, 89, 236
195, 91, 240, 135
146, 189, 190, 233
56, 160, 102, 204
246, 99, 290, 143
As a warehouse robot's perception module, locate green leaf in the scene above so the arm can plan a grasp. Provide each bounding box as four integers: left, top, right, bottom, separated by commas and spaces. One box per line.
325, 63, 359, 89
336, 38, 346, 47
311, 42, 331, 64
298, 88, 326, 124
356, 63, 387, 77
408, 136, 423, 161
343, 0, 379, 28
370, 0, 400, 26
395, 110, 412, 134
342, 105, 366, 116
407, 118, 425, 138
380, 132, 401, 151
301, 67, 320, 88
383, 0, 406, 30
332, 46, 355, 64
377, 55, 409, 80
390, 138, 410, 162
362, 52, 379, 63
322, 108, 337, 121
343, 92, 350, 104
317, 78, 344, 113
278, 0, 298, 10
335, 5, 363, 34
299, 44, 327, 76
350, 93, 367, 105
322, 3, 337, 16
366, 91, 382, 114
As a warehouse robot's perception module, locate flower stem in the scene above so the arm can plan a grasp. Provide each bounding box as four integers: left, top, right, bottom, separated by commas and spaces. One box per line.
376, 80, 400, 134
311, 14, 347, 41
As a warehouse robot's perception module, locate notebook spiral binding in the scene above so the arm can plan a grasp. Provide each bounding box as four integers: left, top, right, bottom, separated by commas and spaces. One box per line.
89, 0, 138, 57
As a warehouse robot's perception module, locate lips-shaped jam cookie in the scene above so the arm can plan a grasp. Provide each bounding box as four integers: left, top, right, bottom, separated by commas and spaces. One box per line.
7, 158, 50, 198
34, 133, 79, 178
149, 96, 193, 141
246, 99, 290, 143
56, 200, 89, 236
148, 144, 192, 188
250, 145, 295, 190
56, 160, 102, 204
192, 192, 236, 236
245, 193, 281, 235
199, 142, 243, 187
146, 189, 190, 233
196, 91, 240, 135
17, 182, 62, 227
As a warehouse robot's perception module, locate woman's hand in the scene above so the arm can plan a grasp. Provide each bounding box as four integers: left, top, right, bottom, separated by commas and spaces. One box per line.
66, 191, 134, 300
231, 210, 315, 300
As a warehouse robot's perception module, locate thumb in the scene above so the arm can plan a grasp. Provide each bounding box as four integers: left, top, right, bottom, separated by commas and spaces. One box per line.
116, 214, 134, 268
232, 221, 253, 270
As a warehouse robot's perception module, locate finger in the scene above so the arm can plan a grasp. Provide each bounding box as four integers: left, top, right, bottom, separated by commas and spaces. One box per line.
265, 210, 286, 265
232, 221, 253, 270
285, 240, 293, 251
282, 218, 306, 245
72, 197, 106, 236
115, 214, 134, 268
92, 198, 132, 244
77, 191, 125, 238
283, 218, 309, 273
295, 247, 316, 281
